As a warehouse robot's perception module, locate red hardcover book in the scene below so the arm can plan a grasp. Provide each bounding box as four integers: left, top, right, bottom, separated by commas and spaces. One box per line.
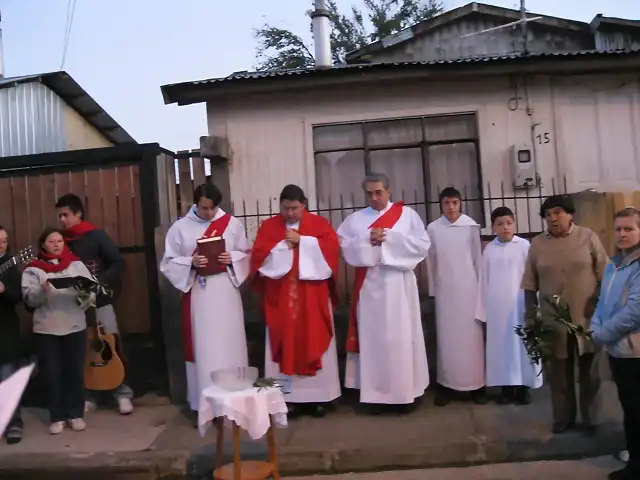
196, 236, 227, 277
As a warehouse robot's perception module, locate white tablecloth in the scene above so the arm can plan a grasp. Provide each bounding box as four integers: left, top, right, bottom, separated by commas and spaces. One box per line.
198, 385, 288, 439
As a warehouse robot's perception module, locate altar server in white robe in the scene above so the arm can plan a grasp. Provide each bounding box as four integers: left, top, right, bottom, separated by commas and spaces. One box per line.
427, 186, 486, 407
339, 173, 431, 415
160, 183, 250, 413
251, 184, 341, 419
475, 206, 543, 405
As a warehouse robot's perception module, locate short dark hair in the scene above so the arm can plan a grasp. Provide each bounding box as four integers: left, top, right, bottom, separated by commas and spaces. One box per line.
38, 227, 64, 250
439, 187, 462, 202
491, 206, 514, 224
193, 183, 222, 207
55, 193, 85, 218
539, 195, 575, 218
279, 184, 307, 204
614, 206, 640, 226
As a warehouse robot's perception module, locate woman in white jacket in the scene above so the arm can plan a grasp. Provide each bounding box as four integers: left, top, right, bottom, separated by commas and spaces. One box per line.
22, 228, 93, 435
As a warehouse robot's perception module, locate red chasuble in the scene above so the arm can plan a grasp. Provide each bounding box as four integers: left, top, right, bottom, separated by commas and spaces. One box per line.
251, 211, 339, 376
181, 213, 231, 363
346, 201, 405, 354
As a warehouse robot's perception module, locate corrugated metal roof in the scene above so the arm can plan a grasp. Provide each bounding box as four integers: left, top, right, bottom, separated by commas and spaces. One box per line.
345, 2, 595, 62
161, 49, 640, 105
0, 71, 136, 145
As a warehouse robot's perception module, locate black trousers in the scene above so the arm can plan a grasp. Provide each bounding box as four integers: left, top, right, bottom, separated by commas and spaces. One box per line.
36, 331, 86, 423
610, 355, 640, 473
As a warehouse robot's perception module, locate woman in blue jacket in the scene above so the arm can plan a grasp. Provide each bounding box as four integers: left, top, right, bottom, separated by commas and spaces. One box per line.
592, 207, 640, 480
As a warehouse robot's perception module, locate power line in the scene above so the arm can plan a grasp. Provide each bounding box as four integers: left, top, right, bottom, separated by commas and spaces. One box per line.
60, 0, 78, 70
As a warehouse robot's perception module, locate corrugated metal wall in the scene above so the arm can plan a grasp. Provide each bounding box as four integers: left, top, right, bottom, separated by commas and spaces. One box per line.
0, 82, 66, 157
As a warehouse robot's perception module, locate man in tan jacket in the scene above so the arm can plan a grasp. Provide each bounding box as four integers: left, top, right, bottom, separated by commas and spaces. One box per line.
521, 195, 609, 435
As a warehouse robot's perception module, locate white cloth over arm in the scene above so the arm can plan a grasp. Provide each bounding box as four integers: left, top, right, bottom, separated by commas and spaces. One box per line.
159, 222, 196, 293
299, 236, 332, 280
380, 209, 431, 269
257, 224, 332, 281
226, 220, 251, 287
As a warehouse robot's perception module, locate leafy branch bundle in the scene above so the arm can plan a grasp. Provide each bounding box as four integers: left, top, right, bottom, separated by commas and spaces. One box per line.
253, 377, 280, 392
73, 275, 113, 311
515, 294, 593, 374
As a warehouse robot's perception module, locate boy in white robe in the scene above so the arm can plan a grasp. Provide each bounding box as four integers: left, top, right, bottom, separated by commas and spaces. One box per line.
427, 186, 486, 407
160, 183, 250, 414
475, 206, 543, 405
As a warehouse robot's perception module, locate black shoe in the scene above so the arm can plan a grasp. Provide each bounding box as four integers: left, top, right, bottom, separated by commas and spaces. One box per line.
286, 403, 301, 419
582, 424, 597, 436
496, 387, 514, 405
4, 426, 22, 445
471, 388, 487, 405
514, 387, 531, 405
608, 466, 640, 480
309, 404, 327, 418
434, 391, 451, 407
393, 403, 416, 415
551, 421, 575, 434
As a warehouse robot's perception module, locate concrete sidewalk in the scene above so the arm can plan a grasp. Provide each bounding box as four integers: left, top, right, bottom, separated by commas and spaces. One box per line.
0, 383, 625, 479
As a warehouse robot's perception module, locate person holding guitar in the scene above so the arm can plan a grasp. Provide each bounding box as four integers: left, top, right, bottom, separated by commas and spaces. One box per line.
22, 228, 94, 435
55, 194, 132, 416
0, 226, 26, 444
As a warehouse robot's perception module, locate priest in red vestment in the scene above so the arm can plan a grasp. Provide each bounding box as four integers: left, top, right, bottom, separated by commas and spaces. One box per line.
251, 184, 341, 418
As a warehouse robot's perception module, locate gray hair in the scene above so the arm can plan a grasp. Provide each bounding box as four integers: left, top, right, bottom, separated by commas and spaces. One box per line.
361, 172, 391, 190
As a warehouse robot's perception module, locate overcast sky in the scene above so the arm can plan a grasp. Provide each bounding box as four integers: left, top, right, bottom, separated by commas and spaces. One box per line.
1, 0, 639, 151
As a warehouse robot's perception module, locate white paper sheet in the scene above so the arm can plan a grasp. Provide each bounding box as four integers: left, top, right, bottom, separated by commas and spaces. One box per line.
0, 363, 34, 437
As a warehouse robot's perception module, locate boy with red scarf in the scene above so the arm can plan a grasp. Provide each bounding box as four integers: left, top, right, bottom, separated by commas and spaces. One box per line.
55, 194, 132, 415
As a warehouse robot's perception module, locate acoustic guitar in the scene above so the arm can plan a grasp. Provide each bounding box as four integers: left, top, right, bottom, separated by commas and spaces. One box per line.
84, 306, 126, 391
0, 246, 35, 277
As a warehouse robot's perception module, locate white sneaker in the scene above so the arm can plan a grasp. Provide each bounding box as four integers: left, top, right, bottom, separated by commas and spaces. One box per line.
84, 400, 97, 413
117, 397, 134, 415
67, 418, 86, 432
49, 421, 65, 435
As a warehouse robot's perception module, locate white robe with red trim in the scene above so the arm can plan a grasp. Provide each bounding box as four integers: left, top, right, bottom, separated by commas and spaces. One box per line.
160, 207, 250, 411
337, 203, 431, 404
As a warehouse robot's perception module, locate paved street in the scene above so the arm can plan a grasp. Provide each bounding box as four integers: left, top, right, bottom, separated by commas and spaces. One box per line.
285, 456, 626, 479
0, 384, 625, 478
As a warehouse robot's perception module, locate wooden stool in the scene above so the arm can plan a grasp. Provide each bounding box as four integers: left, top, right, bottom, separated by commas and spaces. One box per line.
213, 415, 280, 480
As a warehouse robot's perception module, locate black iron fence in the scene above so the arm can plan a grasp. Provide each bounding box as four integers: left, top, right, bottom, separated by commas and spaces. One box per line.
227, 177, 567, 303
230, 177, 567, 241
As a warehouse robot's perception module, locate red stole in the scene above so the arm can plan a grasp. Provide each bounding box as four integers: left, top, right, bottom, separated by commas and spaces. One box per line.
346, 201, 404, 353
250, 211, 339, 376
180, 213, 232, 363
28, 246, 81, 274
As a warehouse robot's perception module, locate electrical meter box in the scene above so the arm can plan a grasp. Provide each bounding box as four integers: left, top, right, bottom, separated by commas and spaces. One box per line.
511, 144, 537, 189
